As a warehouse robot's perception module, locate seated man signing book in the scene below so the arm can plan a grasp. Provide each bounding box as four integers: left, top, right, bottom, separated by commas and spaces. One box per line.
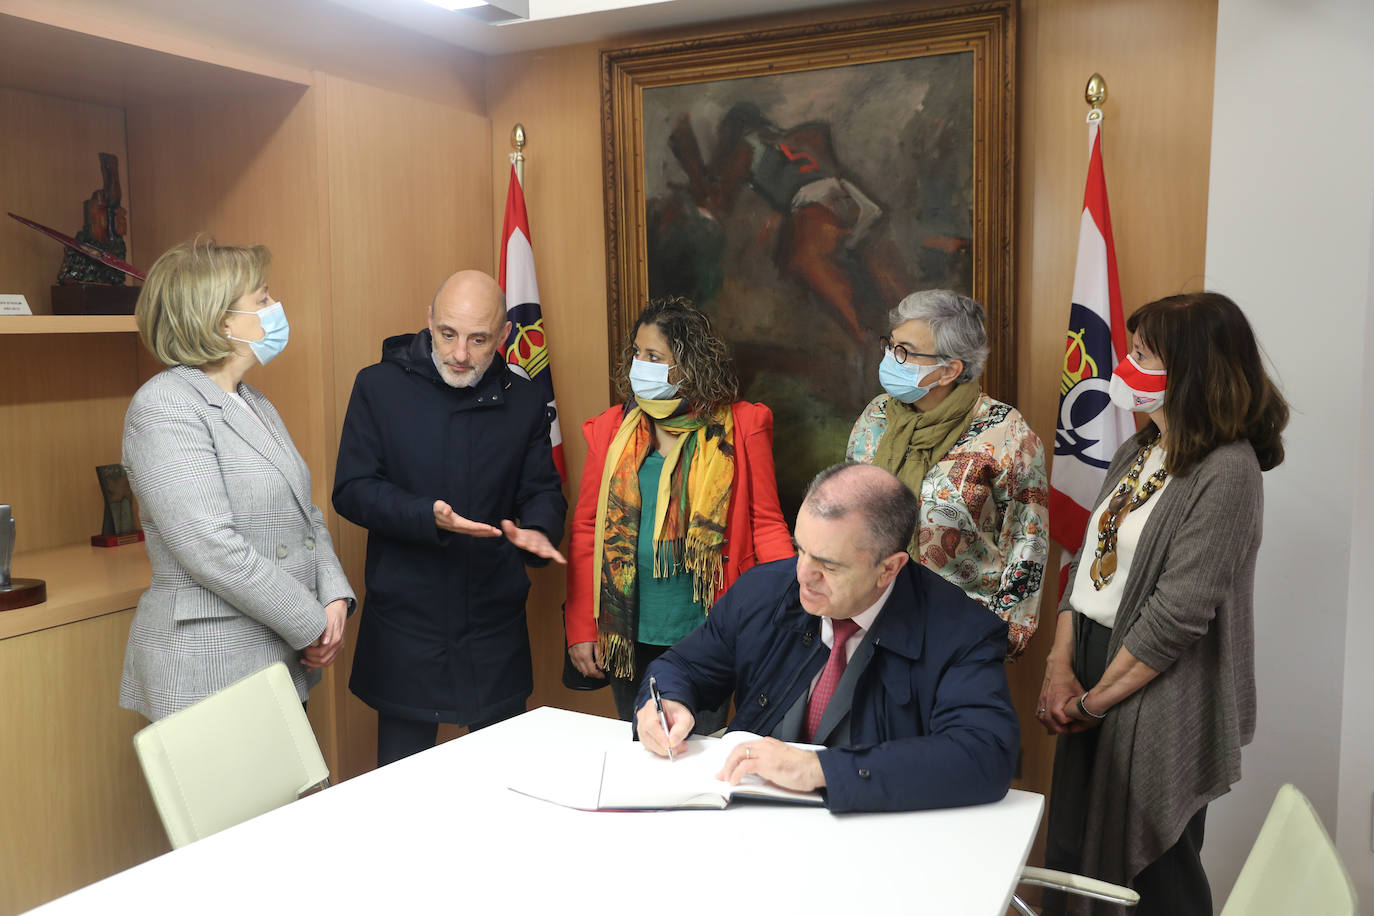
635, 462, 1019, 813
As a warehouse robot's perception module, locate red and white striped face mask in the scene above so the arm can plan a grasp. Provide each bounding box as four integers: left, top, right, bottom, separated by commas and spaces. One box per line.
1109, 354, 1167, 413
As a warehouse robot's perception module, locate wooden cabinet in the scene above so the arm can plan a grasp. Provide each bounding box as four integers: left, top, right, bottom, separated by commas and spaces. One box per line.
0, 546, 166, 915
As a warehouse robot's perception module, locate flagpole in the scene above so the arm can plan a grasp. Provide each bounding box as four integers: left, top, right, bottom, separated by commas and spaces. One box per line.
1049, 70, 1131, 594
511, 123, 526, 187
1085, 72, 1106, 123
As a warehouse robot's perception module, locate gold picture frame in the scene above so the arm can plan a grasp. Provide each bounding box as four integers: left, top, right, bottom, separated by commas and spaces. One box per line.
601, 1, 1016, 513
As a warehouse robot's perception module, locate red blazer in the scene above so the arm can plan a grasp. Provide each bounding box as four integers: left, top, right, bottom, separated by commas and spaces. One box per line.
565, 400, 795, 646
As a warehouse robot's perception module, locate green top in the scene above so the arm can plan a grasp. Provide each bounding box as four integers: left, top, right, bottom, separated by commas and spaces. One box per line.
635, 450, 704, 646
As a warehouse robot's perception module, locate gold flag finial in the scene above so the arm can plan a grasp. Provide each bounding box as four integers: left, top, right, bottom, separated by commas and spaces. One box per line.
510, 123, 527, 184
1085, 74, 1107, 123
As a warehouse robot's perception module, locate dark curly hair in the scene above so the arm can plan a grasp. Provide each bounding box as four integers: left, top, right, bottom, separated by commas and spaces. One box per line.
1128, 291, 1288, 475
615, 297, 739, 414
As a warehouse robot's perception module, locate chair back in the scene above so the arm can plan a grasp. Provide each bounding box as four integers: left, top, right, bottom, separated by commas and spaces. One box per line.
133, 662, 328, 849
1220, 783, 1358, 916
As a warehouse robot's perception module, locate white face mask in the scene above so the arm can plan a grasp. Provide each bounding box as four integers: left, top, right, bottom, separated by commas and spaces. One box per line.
629, 358, 681, 401
1108, 354, 1167, 413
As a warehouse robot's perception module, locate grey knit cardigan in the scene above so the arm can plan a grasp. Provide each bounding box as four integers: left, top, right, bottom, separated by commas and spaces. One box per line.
1058, 436, 1261, 902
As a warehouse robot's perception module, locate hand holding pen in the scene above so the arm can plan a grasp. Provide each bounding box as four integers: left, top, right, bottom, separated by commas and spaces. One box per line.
649, 676, 675, 761
639, 677, 694, 760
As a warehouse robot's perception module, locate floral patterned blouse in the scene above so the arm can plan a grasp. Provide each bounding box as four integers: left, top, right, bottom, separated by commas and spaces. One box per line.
847, 392, 1049, 659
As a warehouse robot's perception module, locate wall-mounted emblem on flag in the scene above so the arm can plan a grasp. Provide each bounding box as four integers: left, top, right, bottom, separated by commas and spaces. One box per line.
1049, 117, 1135, 582
499, 162, 566, 480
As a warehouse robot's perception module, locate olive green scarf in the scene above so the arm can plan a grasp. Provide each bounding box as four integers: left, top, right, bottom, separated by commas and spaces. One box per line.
873, 381, 982, 514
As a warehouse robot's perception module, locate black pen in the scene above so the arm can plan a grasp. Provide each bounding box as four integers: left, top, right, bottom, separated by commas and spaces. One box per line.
649, 675, 675, 762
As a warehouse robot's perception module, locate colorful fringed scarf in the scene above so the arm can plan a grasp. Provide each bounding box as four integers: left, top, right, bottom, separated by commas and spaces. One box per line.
591, 398, 735, 679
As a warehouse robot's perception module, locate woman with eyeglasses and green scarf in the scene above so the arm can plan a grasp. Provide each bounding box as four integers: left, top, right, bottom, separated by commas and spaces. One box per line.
847, 289, 1048, 660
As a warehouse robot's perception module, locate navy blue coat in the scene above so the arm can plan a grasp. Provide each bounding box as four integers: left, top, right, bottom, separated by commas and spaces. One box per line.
333, 330, 566, 725
640, 557, 1019, 812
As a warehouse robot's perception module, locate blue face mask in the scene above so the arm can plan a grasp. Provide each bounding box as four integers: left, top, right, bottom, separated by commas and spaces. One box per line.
629, 358, 681, 401
227, 302, 290, 366
878, 350, 947, 404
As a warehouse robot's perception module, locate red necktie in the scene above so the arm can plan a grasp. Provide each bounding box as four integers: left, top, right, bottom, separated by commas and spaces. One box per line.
805, 617, 860, 743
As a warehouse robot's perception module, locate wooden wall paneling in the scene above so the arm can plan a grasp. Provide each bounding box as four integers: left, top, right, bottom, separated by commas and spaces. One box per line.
319, 73, 495, 777
0, 609, 169, 916
486, 43, 617, 721
484, 0, 1218, 859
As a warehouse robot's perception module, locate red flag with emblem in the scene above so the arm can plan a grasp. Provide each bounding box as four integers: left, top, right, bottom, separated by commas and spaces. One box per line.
1049, 118, 1136, 597
499, 163, 566, 480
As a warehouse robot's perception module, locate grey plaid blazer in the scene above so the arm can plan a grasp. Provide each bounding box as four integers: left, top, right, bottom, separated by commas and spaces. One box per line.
119, 366, 355, 721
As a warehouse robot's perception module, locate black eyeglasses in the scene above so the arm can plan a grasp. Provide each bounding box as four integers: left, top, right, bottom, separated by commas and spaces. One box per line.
880, 336, 949, 366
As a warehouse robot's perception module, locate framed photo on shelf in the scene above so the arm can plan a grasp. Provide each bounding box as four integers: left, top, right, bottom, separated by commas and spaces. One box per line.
600, 1, 1016, 518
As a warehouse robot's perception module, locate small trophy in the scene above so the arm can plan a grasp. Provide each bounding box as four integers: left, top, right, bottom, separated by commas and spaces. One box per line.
91, 465, 144, 548
0, 505, 48, 612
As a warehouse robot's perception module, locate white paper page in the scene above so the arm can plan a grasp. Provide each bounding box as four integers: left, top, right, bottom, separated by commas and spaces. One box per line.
596, 735, 735, 808
505, 747, 608, 810
711, 732, 825, 804
598, 733, 822, 808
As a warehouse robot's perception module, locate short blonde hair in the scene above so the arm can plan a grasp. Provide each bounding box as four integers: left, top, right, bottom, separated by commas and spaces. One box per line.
135, 237, 270, 367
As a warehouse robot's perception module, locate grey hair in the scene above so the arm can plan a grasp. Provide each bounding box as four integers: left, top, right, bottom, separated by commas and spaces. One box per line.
888, 289, 989, 383
801, 462, 919, 561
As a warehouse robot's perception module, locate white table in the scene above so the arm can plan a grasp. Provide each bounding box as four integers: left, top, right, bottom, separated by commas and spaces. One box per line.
30, 707, 1043, 915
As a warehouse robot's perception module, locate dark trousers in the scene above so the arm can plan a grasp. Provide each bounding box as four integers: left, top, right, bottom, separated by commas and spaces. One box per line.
609, 641, 730, 736
377, 698, 526, 769
1133, 806, 1210, 915
1043, 615, 1211, 916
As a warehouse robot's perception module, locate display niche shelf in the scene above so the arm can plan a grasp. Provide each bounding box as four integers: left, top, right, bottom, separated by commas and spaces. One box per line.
0, 541, 151, 641
0, 314, 137, 334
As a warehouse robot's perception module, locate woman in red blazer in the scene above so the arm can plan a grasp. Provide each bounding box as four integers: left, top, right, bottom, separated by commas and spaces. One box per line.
566, 298, 794, 727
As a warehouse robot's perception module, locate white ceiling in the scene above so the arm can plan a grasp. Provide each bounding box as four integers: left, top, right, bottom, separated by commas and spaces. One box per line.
319, 0, 874, 55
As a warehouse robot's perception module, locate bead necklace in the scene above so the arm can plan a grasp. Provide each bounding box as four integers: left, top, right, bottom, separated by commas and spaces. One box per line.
1089, 437, 1169, 590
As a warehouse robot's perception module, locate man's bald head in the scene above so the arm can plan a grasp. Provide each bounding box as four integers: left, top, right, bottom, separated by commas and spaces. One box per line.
430, 270, 505, 328
801, 463, 919, 561
427, 270, 511, 388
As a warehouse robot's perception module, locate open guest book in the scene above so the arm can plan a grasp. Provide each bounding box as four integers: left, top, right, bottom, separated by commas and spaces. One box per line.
507, 731, 825, 810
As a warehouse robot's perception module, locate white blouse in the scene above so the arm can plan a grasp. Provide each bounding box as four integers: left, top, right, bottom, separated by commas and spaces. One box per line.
1071, 445, 1170, 629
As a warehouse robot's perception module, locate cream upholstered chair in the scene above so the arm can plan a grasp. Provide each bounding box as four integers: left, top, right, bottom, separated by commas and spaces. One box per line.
1009, 782, 1357, 915
133, 662, 329, 849
1220, 783, 1357, 915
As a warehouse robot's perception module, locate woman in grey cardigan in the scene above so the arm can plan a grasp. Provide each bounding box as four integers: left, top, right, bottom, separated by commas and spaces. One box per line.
120, 238, 355, 721
1036, 292, 1288, 915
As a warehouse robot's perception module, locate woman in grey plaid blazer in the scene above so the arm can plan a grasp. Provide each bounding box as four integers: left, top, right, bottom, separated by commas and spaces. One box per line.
119, 238, 355, 721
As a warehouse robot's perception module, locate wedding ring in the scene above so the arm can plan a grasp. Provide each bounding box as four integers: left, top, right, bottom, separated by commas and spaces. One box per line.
745, 747, 752, 759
